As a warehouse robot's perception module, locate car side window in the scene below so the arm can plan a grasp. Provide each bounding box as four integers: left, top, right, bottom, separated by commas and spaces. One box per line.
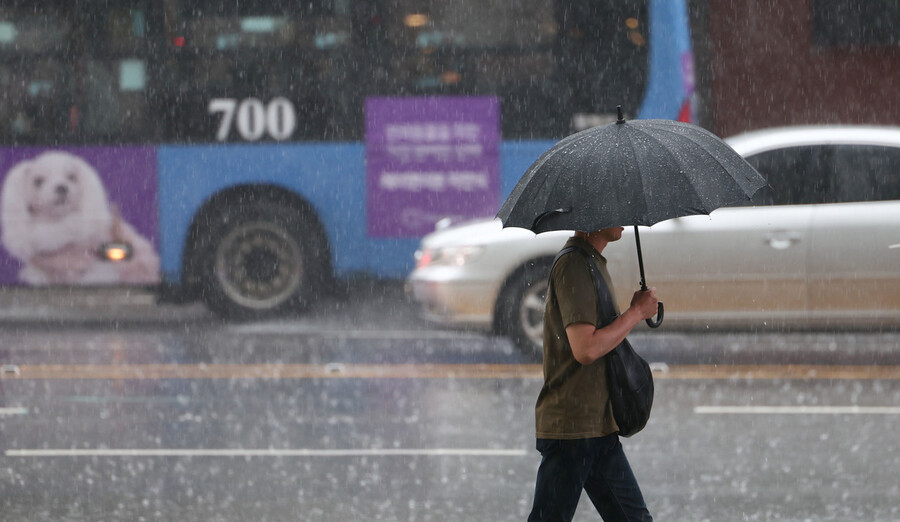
743, 144, 900, 206
829, 145, 900, 203
744, 146, 831, 206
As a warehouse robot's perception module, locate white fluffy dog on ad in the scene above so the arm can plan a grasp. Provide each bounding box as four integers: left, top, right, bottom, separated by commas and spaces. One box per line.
1, 151, 160, 285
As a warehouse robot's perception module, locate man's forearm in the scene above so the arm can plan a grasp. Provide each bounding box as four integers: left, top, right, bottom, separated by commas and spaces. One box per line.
567, 307, 644, 365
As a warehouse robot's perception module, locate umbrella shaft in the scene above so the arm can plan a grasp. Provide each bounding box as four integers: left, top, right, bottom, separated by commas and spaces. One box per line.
634, 225, 648, 291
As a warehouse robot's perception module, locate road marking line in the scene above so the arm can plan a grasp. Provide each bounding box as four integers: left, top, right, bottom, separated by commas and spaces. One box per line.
1, 364, 898, 381
695, 405, 900, 415
228, 325, 486, 339
62, 395, 185, 404
657, 365, 900, 380
0, 363, 542, 380
0, 407, 28, 416
5, 448, 528, 458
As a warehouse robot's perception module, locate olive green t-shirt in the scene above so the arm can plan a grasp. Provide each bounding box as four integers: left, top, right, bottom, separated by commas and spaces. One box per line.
535, 236, 621, 439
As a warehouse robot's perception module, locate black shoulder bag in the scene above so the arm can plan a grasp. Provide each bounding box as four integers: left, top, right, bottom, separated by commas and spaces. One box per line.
552, 246, 654, 437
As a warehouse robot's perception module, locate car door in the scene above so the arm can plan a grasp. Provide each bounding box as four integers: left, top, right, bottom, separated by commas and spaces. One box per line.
604, 144, 818, 327
630, 205, 811, 326
807, 144, 900, 325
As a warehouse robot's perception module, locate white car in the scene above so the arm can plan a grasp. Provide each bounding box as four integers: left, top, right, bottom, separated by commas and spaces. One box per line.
406, 126, 900, 355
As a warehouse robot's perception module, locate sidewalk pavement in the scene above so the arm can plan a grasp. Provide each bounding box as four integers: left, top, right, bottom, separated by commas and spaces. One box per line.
0, 287, 211, 324
0, 279, 415, 326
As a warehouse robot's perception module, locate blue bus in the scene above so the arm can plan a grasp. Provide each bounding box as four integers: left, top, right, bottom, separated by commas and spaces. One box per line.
0, 0, 694, 318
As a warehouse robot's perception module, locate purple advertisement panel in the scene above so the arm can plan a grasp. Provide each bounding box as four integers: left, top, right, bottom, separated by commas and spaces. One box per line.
365, 96, 500, 237
0, 147, 160, 285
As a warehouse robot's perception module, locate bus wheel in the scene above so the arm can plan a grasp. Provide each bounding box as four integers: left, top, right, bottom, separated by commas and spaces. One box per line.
495, 259, 551, 360
201, 202, 324, 319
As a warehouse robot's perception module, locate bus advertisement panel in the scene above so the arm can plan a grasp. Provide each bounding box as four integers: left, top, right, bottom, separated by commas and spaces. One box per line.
365, 96, 500, 238
0, 148, 159, 286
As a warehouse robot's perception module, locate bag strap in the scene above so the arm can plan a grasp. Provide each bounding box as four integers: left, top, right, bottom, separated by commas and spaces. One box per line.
550, 244, 619, 327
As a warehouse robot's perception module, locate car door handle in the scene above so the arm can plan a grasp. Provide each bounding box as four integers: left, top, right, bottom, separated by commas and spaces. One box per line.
765, 232, 801, 250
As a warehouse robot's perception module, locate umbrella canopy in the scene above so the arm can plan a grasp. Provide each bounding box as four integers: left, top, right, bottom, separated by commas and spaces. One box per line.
497, 108, 768, 327
497, 110, 767, 234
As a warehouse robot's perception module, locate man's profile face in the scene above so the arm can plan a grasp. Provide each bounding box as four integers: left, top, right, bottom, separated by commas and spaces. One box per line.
590, 227, 625, 242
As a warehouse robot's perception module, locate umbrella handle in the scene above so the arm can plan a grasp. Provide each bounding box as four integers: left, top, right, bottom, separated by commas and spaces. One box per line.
634, 226, 663, 328
645, 302, 664, 328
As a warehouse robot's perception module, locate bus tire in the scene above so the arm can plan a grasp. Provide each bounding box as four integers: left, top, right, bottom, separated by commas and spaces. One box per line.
199, 199, 327, 319
495, 259, 552, 361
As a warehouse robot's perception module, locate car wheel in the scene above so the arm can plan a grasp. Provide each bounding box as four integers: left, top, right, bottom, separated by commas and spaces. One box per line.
200, 201, 325, 319
496, 259, 552, 359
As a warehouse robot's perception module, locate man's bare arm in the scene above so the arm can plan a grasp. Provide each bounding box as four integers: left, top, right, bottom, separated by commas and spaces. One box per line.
566, 288, 658, 365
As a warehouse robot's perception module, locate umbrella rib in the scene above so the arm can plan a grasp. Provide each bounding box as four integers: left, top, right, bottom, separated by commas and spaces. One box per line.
622, 128, 651, 225
640, 121, 765, 203
630, 124, 733, 213
523, 129, 600, 183
513, 130, 608, 229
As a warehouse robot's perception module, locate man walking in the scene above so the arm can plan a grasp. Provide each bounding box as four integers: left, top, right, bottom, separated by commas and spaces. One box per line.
528, 227, 658, 522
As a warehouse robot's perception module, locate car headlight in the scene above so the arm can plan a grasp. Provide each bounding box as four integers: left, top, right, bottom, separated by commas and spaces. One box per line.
415, 245, 485, 268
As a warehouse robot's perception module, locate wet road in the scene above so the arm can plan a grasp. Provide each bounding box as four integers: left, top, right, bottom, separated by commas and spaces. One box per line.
1, 283, 899, 521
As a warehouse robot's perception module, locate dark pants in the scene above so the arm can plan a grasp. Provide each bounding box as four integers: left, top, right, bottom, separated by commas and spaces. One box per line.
527, 435, 652, 522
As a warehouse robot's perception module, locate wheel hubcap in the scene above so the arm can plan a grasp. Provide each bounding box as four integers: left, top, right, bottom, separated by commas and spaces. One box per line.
519, 280, 548, 352
215, 221, 303, 310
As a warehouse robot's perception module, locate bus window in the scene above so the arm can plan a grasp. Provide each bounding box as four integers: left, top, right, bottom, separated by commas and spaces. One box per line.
0, 3, 74, 144
360, 0, 563, 137
356, 0, 647, 138
79, 2, 156, 143
0, 2, 157, 144
554, 0, 648, 131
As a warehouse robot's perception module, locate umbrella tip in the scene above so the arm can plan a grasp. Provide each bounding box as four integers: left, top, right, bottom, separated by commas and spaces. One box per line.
616, 105, 625, 124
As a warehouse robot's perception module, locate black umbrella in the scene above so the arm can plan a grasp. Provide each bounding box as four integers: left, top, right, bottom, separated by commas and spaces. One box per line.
497, 107, 767, 327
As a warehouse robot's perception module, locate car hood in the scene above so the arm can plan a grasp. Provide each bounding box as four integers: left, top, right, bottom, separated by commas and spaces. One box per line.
419, 218, 571, 249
